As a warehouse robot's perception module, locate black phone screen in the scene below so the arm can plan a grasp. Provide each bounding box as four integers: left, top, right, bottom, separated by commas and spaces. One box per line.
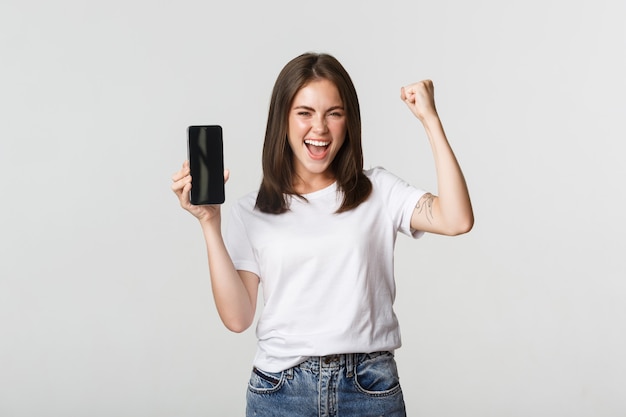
187, 125, 225, 205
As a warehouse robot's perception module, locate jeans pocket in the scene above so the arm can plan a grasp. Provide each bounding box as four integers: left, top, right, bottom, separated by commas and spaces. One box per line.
248, 367, 285, 394
354, 352, 402, 397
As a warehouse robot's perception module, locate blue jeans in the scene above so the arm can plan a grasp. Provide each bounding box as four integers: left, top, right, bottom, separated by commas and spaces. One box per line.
246, 351, 406, 417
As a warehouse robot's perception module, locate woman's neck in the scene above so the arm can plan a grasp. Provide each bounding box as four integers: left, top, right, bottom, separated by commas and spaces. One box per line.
292, 172, 336, 194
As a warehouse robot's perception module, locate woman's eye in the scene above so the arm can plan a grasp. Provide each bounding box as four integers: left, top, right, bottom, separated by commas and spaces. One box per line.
297, 111, 311, 116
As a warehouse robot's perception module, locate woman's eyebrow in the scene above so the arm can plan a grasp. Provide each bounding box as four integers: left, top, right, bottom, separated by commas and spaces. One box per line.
293, 105, 315, 111
292, 105, 344, 112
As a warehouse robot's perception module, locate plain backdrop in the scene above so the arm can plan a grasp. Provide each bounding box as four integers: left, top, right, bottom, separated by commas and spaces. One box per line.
1, 0, 625, 416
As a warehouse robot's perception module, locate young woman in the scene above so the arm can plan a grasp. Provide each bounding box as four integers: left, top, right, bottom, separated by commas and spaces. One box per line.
172, 52, 473, 416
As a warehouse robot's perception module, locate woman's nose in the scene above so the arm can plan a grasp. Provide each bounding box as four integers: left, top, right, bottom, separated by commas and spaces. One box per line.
312, 116, 328, 133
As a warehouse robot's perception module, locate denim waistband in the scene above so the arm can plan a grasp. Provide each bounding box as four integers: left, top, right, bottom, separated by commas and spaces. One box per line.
292, 351, 391, 373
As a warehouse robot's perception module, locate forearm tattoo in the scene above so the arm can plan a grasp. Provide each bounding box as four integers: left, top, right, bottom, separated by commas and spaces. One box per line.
416, 193, 435, 224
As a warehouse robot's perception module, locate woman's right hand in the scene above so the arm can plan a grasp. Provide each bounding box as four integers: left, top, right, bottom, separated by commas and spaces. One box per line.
171, 160, 229, 224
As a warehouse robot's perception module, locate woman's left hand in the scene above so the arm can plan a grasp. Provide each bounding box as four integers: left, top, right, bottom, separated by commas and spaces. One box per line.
401, 80, 438, 122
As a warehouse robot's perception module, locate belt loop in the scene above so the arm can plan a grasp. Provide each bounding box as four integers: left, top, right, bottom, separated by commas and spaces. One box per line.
346, 353, 355, 378
285, 365, 294, 380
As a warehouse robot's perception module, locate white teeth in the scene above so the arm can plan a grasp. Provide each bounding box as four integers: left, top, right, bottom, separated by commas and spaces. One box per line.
304, 140, 330, 147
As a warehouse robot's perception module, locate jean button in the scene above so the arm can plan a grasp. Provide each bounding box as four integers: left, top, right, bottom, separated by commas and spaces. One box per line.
324, 355, 337, 364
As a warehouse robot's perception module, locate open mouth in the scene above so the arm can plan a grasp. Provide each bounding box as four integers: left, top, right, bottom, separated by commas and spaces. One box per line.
304, 139, 330, 159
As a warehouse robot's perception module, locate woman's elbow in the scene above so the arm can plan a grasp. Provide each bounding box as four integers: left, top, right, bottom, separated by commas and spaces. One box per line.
220, 312, 254, 334
455, 219, 474, 235
444, 214, 474, 236
224, 319, 253, 334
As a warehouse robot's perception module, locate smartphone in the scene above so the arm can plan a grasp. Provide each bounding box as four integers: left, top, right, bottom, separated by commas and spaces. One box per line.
187, 125, 225, 205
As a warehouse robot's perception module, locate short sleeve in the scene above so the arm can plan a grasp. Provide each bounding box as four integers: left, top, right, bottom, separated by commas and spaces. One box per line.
224, 201, 261, 276
367, 167, 427, 239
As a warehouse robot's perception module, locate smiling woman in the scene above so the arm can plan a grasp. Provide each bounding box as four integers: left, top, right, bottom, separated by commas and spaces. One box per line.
256, 53, 372, 215
287, 78, 347, 193
171, 52, 473, 417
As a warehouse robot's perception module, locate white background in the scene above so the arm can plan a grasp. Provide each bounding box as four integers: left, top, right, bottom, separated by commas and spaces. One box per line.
1, 0, 625, 416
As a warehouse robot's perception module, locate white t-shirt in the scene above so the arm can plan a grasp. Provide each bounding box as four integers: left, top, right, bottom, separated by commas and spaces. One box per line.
225, 167, 426, 372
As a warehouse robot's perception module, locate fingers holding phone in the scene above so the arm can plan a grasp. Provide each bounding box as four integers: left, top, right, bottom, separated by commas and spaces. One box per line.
171, 161, 229, 223
171, 160, 191, 202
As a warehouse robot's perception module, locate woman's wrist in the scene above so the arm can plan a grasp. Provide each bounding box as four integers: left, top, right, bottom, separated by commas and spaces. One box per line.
198, 211, 221, 231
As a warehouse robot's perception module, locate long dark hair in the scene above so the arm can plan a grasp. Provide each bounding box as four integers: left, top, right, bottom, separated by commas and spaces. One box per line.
255, 52, 372, 214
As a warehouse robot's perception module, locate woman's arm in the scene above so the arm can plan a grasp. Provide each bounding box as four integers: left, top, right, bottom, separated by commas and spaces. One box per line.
171, 161, 259, 332
401, 81, 474, 236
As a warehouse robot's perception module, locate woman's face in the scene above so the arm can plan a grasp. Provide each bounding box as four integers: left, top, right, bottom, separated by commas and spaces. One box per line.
287, 78, 347, 186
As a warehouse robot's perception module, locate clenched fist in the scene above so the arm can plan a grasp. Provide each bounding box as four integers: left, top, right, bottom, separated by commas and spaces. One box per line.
401, 80, 438, 122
